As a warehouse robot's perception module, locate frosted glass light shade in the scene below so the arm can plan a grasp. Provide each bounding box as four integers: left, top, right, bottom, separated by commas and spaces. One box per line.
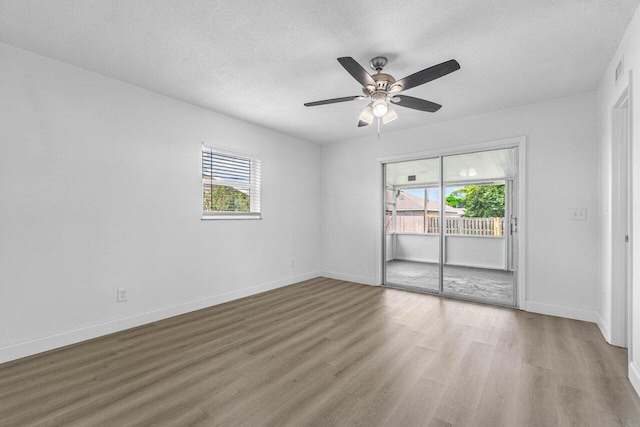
372, 100, 388, 117
358, 105, 374, 127
382, 106, 397, 124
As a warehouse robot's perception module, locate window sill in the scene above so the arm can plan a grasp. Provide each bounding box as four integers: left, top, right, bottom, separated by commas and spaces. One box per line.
202, 213, 262, 220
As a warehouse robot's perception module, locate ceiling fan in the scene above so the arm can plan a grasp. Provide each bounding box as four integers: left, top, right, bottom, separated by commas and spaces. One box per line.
304, 56, 460, 127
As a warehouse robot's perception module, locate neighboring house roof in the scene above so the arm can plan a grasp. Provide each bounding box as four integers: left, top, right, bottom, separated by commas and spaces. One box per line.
386, 190, 465, 215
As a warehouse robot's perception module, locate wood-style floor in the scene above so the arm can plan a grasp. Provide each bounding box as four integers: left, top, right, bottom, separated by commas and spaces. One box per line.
1, 278, 639, 426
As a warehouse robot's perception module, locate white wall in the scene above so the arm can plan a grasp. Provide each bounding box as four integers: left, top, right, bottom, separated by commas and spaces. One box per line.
385, 233, 394, 261
391, 234, 506, 270
0, 44, 321, 363
321, 91, 599, 321
393, 234, 440, 263
597, 5, 640, 394
445, 236, 505, 270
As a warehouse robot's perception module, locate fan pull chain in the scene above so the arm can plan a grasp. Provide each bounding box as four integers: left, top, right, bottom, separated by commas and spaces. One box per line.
377, 117, 381, 139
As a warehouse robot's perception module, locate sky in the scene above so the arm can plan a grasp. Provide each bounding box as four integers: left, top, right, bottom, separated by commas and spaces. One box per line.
405, 186, 463, 201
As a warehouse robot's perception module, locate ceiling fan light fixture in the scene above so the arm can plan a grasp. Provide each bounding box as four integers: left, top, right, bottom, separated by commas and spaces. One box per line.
382, 106, 397, 124
372, 99, 388, 117
358, 105, 374, 127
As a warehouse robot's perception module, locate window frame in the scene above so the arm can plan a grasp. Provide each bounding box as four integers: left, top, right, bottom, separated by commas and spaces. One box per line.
201, 145, 262, 220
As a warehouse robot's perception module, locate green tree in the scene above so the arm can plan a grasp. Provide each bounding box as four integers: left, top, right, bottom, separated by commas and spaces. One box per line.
445, 194, 464, 208
203, 186, 250, 212
447, 184, 505, 217
461, 184, 505, 217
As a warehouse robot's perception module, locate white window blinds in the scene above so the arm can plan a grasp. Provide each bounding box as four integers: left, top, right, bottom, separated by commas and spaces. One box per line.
202, 146, 261, 219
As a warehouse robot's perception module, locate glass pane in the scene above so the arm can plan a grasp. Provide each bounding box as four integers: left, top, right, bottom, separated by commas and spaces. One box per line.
441, 148, 515, 305
202, 147, 259, 216
385, 157, 441, 293
203, 184, 251, 213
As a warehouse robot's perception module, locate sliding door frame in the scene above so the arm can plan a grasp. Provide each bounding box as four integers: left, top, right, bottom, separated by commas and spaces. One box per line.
378, 136, 527, 309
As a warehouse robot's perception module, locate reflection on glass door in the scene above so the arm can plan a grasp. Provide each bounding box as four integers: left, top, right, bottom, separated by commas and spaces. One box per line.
384, 147, 517, 307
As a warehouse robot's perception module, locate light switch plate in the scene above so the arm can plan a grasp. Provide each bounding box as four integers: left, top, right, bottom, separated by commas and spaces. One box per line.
117, 288, 128, 302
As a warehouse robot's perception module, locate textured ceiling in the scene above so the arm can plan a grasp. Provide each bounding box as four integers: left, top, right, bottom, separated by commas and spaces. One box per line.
0, 0, 638, 144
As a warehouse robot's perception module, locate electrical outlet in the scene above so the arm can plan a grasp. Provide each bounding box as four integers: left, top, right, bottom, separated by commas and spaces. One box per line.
569, 208, 587, 221
117, 288, 127, 302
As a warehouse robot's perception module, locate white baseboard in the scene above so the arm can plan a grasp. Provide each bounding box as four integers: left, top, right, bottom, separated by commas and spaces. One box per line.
392, 257, 439, 264
318, 271, 378, 286
629, 361, 640, 397
392, 257, 505, 271
596, 311, 612, 343
0, 271, 320, 364
525, 301, 598, 323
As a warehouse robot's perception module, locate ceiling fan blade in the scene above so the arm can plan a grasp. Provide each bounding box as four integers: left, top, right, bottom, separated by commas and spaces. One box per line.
304, 96, 361, 107
358, 105, 374, 127
390, 95, 442, 112
392, 59, 460, 92
338, 57, 376, 87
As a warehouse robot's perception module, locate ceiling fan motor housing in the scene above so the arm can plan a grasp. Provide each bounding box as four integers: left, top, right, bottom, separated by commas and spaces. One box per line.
371, 92, 386, 101
372, 73, 395, 91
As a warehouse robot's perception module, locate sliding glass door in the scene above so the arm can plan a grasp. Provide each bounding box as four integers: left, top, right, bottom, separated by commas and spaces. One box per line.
383, 147, 517, 307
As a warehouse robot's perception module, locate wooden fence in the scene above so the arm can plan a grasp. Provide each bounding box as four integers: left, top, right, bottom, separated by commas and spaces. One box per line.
386, 216, 505, 236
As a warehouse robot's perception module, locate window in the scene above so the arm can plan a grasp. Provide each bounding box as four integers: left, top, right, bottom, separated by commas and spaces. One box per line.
202, 145, 261, 219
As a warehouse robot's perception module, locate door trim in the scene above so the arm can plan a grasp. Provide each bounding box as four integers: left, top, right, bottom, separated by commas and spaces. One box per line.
612, 88, 631, 347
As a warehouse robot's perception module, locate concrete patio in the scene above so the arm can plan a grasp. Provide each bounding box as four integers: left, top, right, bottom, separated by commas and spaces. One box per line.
385, 260, 514, 305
